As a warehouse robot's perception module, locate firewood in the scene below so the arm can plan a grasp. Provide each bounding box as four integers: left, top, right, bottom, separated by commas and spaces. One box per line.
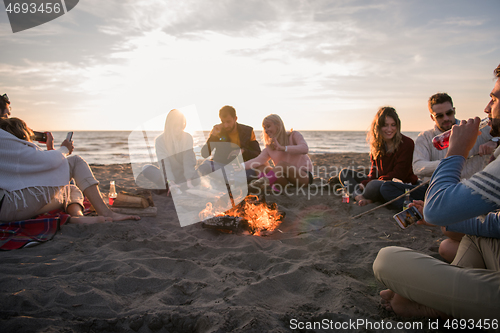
112, 191, 150, 208
110, 206, 157, 217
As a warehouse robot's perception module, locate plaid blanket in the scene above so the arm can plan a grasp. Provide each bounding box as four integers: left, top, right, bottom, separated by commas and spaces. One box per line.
0, 210, 70, 250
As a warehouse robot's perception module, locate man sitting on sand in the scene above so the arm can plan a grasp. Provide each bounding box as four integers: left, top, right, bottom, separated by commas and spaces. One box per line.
380, 92, 497, 262
373, 64, 500, 321
201, 105, 261, 171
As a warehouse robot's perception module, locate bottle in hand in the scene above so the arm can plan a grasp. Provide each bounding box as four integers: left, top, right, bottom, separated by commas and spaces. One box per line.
432, 117, 489, 150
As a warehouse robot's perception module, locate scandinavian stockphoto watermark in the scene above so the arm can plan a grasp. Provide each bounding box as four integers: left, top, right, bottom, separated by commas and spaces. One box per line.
3, 0, 79, 33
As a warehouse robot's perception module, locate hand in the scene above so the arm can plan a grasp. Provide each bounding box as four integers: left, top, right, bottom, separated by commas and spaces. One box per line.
46, 132, 54, 150
61, 138, 74, 155
478, 140, 497, 156
409, 200, 424, 215
211, 124, 223, 137
227, 149, 240, 159
272, 138, 285, 151
409, 200, 436, 226
446, 117, 481, 159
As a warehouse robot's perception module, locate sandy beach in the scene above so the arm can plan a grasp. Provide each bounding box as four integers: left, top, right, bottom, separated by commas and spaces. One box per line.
0, 153, 446, 333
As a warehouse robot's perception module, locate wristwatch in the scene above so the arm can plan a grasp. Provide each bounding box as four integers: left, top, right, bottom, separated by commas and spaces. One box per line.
491, 137, 500, 147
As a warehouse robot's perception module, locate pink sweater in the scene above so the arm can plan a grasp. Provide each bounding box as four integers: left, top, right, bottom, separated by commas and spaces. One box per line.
244, 131, 313, 174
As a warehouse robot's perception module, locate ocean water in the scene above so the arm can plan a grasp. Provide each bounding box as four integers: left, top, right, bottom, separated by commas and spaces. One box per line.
48, 130, 421, 165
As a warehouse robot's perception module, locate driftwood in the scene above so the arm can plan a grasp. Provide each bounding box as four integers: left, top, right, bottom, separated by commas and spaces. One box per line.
110, 206, 157, 217
351, 180, 430, 219
112, 191, 154, 209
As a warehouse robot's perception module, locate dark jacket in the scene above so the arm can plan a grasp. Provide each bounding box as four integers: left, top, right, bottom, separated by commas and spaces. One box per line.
201, 123, 261, 164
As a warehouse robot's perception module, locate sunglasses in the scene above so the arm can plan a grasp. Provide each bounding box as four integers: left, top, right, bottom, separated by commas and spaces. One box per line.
432, 108, 455, 120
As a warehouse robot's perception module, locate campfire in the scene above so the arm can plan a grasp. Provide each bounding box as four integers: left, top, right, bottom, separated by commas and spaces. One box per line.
200, 195, 285, 235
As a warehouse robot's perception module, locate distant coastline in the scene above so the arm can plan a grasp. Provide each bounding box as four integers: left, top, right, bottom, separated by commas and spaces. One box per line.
46, 130, 421, 165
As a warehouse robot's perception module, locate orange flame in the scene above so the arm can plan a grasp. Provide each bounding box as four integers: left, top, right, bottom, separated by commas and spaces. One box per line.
199, 195, 283, 235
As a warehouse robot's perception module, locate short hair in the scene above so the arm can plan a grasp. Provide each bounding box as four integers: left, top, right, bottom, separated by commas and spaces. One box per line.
0, 117, 33, 141
428, 93, 453, 111
219, 105, 236, 119
495, 64, 500, 78
0, 94, 9, 114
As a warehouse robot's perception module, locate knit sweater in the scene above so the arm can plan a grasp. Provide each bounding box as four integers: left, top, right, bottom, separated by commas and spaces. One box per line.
462, 146, 500, 207
244, 131, 313, 174
362, 134, 418, 186
413, 120, 491, 182
0, 129, 70, 207
155, 132, 197, 183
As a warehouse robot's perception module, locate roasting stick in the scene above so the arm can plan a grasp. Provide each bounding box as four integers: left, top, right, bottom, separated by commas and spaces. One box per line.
351, 179, 430, 219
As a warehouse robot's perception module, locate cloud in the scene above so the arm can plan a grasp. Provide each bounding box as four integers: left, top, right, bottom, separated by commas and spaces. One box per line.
1, 0, 499, 131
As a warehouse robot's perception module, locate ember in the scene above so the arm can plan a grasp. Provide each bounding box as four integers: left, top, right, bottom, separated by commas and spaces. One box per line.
200, 195, 285, 235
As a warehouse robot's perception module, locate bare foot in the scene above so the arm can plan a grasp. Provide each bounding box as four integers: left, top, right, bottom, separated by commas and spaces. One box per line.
69, 216, 113, 224
109, 212, 141, 221
380, 289, 449, 319
355, 195, 372, 206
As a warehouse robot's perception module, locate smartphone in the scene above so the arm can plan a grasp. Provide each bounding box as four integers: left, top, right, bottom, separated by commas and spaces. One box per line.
33, 131, 47, 143
393, 206, 423, 229
66, 131, 73, 141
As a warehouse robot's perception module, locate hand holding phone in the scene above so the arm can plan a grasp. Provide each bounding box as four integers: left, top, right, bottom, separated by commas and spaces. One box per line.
61, 132, 74, 155
33, 131, 48, 143
393, 206, 423, 229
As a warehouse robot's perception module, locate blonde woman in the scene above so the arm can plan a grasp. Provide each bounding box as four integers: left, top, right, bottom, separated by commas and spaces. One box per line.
339, 107, 418, 206
244, 114, 313, 193
142, 109, 199, 193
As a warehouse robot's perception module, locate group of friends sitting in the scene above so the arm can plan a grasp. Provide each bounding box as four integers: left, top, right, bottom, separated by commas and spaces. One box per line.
1, 63, 500, 323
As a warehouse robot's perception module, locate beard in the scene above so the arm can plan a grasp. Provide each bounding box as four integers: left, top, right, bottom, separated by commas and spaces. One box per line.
225, 123, 236, 133
438, 121, 453, 132
490, 118, 500, 137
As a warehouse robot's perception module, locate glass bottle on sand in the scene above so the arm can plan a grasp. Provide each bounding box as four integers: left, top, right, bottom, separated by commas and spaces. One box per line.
108, 181, 117, 205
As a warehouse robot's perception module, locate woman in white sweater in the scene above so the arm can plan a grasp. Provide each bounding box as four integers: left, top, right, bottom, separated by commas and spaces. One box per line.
0, 118, 140, 223
141, 109, 199, 193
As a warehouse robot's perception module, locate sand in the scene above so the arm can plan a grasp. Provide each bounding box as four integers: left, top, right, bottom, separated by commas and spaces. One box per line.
0, 153, 446, 333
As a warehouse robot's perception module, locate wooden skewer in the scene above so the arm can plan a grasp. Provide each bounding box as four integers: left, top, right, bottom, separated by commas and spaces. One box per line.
351, 179, 431, 219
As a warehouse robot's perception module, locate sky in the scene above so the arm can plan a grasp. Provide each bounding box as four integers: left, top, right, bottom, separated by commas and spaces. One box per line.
0, 0, 499, 132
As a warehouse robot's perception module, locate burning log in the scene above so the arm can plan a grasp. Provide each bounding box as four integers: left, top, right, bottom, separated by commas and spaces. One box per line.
201, 216, 250, 233
200, 195, 285, 235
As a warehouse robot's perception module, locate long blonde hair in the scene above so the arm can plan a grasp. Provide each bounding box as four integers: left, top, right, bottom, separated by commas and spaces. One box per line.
367, 106, 402, 160
163, 109, 187, 155
262, 114, 291, 149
